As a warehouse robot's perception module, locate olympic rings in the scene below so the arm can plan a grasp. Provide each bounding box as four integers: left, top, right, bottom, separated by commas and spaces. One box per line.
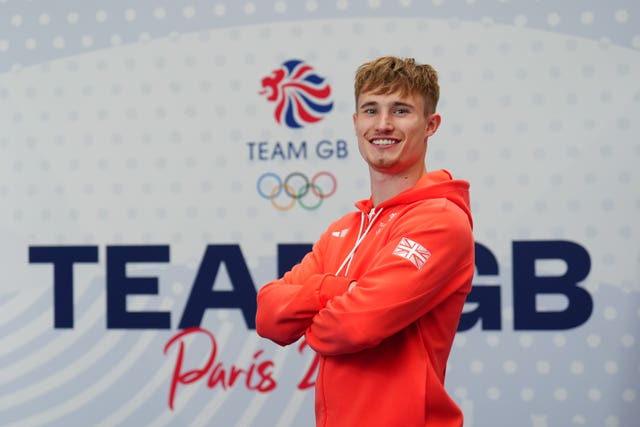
256, 171, 338, 211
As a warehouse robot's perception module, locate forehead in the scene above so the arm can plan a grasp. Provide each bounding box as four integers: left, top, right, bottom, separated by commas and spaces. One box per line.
357, 90, 424, 108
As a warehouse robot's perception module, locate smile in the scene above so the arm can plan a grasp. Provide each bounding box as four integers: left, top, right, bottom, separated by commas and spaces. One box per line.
370, 138, 400, 146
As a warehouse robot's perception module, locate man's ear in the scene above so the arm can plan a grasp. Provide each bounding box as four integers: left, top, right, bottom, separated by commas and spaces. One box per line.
425, 113, 441, 138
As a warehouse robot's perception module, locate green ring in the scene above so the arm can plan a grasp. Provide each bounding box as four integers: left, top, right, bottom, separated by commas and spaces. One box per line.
297, 183, 323, 210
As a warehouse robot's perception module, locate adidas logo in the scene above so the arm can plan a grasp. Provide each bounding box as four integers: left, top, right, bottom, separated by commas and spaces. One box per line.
331, 228, 349, 238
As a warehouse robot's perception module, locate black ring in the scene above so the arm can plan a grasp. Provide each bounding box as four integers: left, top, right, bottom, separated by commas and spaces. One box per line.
283, 172, 310, 199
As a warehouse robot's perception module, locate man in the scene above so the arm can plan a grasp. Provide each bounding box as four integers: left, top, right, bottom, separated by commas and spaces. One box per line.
256, 56, 474, 427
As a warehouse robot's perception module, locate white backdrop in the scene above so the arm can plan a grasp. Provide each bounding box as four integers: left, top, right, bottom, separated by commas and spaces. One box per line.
1, 1, 639, 426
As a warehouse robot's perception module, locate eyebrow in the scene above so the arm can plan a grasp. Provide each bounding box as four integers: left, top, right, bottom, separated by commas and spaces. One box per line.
358, 100, 415, 110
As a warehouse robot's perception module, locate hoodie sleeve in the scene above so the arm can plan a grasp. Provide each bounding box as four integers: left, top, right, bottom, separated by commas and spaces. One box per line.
305, 200, 474, 356
255, 233, 353, 347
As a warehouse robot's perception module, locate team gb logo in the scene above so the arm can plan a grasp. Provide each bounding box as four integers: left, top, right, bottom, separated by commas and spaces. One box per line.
259, 59, 334, 129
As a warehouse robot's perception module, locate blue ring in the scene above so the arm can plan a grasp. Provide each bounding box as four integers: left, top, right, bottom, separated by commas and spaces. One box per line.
256, 172, 282, 199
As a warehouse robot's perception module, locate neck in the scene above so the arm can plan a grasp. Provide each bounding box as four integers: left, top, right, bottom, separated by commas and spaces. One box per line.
369, 163, 427, 206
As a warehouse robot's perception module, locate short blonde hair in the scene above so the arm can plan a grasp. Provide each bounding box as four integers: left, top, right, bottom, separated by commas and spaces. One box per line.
354, 56, 440, 115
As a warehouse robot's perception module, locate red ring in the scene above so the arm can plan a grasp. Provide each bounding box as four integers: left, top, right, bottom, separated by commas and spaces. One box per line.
311, 171, 337, 198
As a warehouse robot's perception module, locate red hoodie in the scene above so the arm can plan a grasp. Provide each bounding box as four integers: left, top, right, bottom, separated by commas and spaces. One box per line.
256, 169, 474, 427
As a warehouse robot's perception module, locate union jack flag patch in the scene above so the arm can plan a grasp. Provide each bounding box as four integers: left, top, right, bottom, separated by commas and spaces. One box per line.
392, 237, 431, 270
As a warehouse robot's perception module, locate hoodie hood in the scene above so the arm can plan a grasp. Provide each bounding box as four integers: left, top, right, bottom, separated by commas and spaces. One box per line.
354, 169, 473, 228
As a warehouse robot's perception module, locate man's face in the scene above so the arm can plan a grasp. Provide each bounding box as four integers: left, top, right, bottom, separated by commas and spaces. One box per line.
353, 90, 441, 175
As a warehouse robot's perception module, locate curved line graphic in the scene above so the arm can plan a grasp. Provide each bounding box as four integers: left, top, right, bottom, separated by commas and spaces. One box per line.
284, 82, 331, 99
146, 322, 236, 427
192, 334, 262, 427
291, 64, 313, 80
0, 286, 48, 328
0, 318, 125, 411
275, 390, 308, 427
292, 95, 322, 124
3, 333, 157, 427
0, 286, 102, 384
284, 97, 302, 128
230, 340, 297, 427
298, 92, 334, 113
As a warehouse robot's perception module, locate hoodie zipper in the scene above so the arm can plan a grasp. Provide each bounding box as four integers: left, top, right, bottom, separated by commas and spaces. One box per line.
320, 207, 382, 426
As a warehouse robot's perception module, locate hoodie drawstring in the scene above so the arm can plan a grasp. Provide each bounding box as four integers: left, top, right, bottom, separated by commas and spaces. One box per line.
335, 208, 383, 276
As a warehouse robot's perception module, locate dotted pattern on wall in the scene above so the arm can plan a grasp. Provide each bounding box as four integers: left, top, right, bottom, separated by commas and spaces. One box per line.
1, 0, 639, 73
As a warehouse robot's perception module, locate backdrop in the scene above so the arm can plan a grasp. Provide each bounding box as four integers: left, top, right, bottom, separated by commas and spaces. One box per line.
1, 1, 639, 426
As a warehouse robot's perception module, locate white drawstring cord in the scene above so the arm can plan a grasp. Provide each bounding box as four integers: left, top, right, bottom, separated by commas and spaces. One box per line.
334, 211, 364, 276
334, 208, 383, 276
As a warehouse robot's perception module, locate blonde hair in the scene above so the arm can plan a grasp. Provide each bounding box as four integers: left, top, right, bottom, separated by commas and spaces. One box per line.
354, 56, 440, 115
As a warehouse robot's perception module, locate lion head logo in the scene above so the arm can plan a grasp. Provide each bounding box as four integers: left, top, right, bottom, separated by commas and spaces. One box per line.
259, 59, 334, 128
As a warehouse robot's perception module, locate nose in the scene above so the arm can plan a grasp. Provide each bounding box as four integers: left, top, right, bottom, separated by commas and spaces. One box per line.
375, 112, 394, 133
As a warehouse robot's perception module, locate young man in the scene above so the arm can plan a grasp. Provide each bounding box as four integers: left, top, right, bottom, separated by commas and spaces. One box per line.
256, 56, 474, 427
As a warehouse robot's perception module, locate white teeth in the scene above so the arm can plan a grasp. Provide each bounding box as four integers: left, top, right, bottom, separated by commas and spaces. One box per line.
371, 139, 398, 146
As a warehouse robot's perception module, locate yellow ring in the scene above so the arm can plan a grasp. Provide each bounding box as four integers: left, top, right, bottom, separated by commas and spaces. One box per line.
270, 183, 297, 211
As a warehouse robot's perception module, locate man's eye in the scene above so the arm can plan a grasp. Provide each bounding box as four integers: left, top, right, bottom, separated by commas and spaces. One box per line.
394, 108, 409, 115
364, 108, 376, 114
